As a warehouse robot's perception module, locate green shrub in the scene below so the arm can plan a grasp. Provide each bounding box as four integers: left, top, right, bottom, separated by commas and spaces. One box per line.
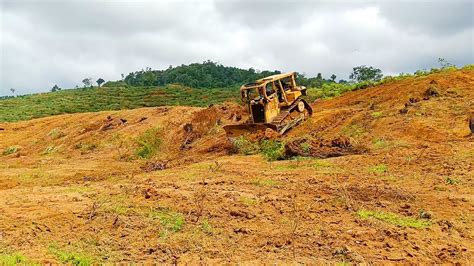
74, 143, 97, 153
200, 219, 213, 234
42, 145, 58, 155
300, 142, 311, 153
371, 111, 383, 118
232, 136, 259, 155
2, 146, 18, 155
445, 177, 459, 185
260, 140, 286, 161
135, 127, 162, 159
47, 128, 65, 139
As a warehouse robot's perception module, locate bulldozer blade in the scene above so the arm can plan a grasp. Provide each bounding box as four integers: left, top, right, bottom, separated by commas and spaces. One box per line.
223, 123, 278, 139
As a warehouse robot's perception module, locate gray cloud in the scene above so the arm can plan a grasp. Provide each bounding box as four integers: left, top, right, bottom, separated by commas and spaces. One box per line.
0, 0, 473, 96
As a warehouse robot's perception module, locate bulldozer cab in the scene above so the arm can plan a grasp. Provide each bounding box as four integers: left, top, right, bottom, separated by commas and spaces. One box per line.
240, 72, 306, 123
223, 72, 312, 138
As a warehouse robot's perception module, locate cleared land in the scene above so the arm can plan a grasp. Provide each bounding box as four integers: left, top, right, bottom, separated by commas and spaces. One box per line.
0, 69, 473, 264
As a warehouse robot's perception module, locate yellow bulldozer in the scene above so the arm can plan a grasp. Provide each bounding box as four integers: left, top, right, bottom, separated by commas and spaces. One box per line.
224, 72, 312, 138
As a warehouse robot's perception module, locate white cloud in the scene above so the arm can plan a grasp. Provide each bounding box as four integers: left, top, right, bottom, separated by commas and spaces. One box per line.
0, 0, 473, 96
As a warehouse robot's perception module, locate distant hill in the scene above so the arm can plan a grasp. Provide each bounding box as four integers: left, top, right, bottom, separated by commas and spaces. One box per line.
122, 60, 281, 88
0, 85, 238, 122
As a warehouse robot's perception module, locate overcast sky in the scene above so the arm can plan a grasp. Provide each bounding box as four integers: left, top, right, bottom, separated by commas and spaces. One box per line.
0, 0, 473, 96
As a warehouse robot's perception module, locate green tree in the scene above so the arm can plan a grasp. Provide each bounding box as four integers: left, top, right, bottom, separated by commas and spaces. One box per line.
438, 58, 454, 68
96, 78, 105, 87
51, 84, 61, 92
349, 65, 383, 82
330, 74, 336, 82
82, 78, 92, 87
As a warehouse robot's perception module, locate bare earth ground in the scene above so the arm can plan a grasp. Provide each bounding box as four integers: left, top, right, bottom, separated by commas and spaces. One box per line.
0, 69, 473, 264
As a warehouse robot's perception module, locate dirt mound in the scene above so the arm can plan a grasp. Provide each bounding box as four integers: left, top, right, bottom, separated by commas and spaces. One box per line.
288, 68, 474, 151
285, 136, 365, 158
0, 103, 244, 173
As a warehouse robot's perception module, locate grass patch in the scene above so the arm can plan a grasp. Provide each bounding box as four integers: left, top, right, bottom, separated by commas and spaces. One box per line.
300, 141, 311, 153
48, 244, 93, 266
357, 209, 431, 228
252, 178, 280, 187
150, 209, 185, 234
372, 138, 410, 150
372, 138, 391, 149
240, 196, 258, 206
2, 146, 19, 155
135, 127, 162, 159
274, 164, 300, 171
0, 253, 30, 265
342, 124, 365, 138
371, 111, 384, 118
47, 128, 65, 139
445, 177, 459, 185
368, 164, 388, 174
74, 143, 98, 154
313, 159, 333, 169
42, 145, 58, 155
232, 136, 259, 155
200, 219, 213, 235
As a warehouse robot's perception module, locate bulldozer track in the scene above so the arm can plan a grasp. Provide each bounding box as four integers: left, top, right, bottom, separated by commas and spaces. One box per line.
271, 98, 313, 134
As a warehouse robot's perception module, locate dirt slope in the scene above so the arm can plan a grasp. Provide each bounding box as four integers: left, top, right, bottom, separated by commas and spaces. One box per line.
0, 69, 472, 264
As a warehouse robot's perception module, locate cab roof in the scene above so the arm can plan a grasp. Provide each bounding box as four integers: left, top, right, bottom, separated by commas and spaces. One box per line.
242, 72, 295, 89
256, 72, 295, 83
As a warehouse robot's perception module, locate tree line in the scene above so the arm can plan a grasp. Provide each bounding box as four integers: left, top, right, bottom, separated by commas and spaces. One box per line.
120, 60, 383, 89
6, 61, 384, 97
122, 60, 281, 88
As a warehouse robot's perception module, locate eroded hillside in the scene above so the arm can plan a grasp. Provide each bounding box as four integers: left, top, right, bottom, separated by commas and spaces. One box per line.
0, 69, 472, 264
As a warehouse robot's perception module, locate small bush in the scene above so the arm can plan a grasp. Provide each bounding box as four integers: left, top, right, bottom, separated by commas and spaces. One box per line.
371, 111, 383, 118
232, 136, 259, 155
42, 145, 58, 155
260, 140, 286, 161
74, 143, 97, 154
445, 177, 459, 185
300, 142, 311, 153
135, 127, 162, 159
200, 219, 213, 235
47, 128, 66, 139
2, 146, 18, 155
